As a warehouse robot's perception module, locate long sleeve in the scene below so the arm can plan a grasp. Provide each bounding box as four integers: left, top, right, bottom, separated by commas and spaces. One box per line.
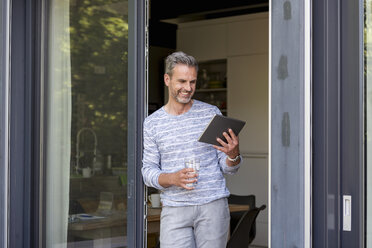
218, 150, 241, 174
141, 120, 164, 190
141, 101, 238, 207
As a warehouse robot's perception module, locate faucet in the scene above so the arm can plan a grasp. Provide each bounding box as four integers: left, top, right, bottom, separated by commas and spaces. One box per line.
76, 127, 97, 173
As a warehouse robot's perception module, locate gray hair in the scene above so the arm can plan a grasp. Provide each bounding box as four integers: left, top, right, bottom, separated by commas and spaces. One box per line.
165, 51, 198, 77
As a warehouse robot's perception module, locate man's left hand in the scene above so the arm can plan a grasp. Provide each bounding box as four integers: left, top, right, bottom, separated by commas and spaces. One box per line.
213, 128, 240, 160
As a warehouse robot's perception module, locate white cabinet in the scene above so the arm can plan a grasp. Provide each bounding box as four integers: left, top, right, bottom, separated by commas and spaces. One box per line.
177, 12, 268, 60
227, 54, 268, 153
227, 15, 269, 56
226, 54, 268, 247
177, 23, 227, 61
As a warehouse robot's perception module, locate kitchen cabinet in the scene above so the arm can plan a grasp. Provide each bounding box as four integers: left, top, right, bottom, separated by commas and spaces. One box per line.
226, 54, 268, 247
227, 54, 268, 153
193, 59, 227, 115
194, 88, 227, 114
177, 22, 227, 61
177, 12, 268, 60
227, 15, 268, 56
177, 13, 269, 246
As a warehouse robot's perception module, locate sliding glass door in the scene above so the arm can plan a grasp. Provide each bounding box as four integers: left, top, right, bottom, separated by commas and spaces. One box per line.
43, 0, 129, 246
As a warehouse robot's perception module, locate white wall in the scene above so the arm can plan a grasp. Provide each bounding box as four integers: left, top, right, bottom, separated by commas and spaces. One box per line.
177, 12, 269, 247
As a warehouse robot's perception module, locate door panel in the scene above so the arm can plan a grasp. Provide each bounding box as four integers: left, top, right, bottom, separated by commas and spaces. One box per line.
43, 0, 130, 246
313, 0, 364, 246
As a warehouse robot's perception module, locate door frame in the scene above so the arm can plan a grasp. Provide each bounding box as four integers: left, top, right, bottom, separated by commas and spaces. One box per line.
143, 0, 313, 247
128, 0, 148, 247
270, 0, 312, 246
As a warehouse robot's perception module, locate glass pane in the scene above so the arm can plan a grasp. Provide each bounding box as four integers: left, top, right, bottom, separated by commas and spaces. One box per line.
44, 0, 128, 246
366, 0, 372, 246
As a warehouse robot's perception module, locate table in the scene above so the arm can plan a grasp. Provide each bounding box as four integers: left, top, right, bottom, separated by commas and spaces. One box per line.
68, 213, 125, 232
68, 212, 126, 247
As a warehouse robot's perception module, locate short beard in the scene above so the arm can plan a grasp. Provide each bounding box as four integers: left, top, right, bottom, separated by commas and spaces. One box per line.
175, 96, 192, 104
171, 89, 193, 104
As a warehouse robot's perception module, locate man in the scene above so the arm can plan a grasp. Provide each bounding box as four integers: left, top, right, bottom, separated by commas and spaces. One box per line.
142, 51, 242, 248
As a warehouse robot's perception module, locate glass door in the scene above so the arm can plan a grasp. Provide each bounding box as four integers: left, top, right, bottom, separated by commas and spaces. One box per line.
313, 0, 364, 246
43, 0, 129, 246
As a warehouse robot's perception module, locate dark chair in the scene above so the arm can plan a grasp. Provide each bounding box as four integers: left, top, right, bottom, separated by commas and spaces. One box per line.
227, 205, 266, 248
228, 194, 256, 243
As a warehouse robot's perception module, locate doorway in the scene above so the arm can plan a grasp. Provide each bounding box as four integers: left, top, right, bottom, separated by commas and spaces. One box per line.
146, 1, 269, 247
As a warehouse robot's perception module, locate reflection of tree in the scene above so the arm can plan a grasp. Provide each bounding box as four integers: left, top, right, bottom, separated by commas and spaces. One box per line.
70, 0, 128, 168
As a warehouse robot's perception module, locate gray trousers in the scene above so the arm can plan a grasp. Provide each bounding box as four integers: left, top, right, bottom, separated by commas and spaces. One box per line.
160, 197, 230, 248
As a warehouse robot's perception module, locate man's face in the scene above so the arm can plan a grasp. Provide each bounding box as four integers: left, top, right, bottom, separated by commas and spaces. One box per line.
165, 64, 197, 104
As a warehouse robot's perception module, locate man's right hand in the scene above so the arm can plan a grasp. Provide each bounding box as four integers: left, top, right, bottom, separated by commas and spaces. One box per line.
158, 168, 197, 190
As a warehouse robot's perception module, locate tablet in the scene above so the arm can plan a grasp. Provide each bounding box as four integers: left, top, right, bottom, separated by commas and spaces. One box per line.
198, 114, 246, 146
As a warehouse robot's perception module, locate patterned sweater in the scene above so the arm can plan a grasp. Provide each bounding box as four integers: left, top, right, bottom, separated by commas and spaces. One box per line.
142, 100, 241, 207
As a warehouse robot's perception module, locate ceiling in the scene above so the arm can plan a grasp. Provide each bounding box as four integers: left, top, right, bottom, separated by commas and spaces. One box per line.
150, 0, 269, 23
149, 0, 268, 48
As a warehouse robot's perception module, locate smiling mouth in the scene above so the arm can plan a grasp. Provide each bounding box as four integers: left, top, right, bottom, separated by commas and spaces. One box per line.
179, 91, 192, 97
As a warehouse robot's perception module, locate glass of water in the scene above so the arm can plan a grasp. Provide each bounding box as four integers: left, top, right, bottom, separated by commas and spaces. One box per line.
184, 158, 200, 188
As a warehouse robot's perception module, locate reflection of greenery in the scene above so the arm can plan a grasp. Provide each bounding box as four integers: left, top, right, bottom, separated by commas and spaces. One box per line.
70, 0, 128, 167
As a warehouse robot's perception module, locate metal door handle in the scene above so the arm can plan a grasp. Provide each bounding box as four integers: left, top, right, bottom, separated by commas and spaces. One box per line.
343, 195, 351, 231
